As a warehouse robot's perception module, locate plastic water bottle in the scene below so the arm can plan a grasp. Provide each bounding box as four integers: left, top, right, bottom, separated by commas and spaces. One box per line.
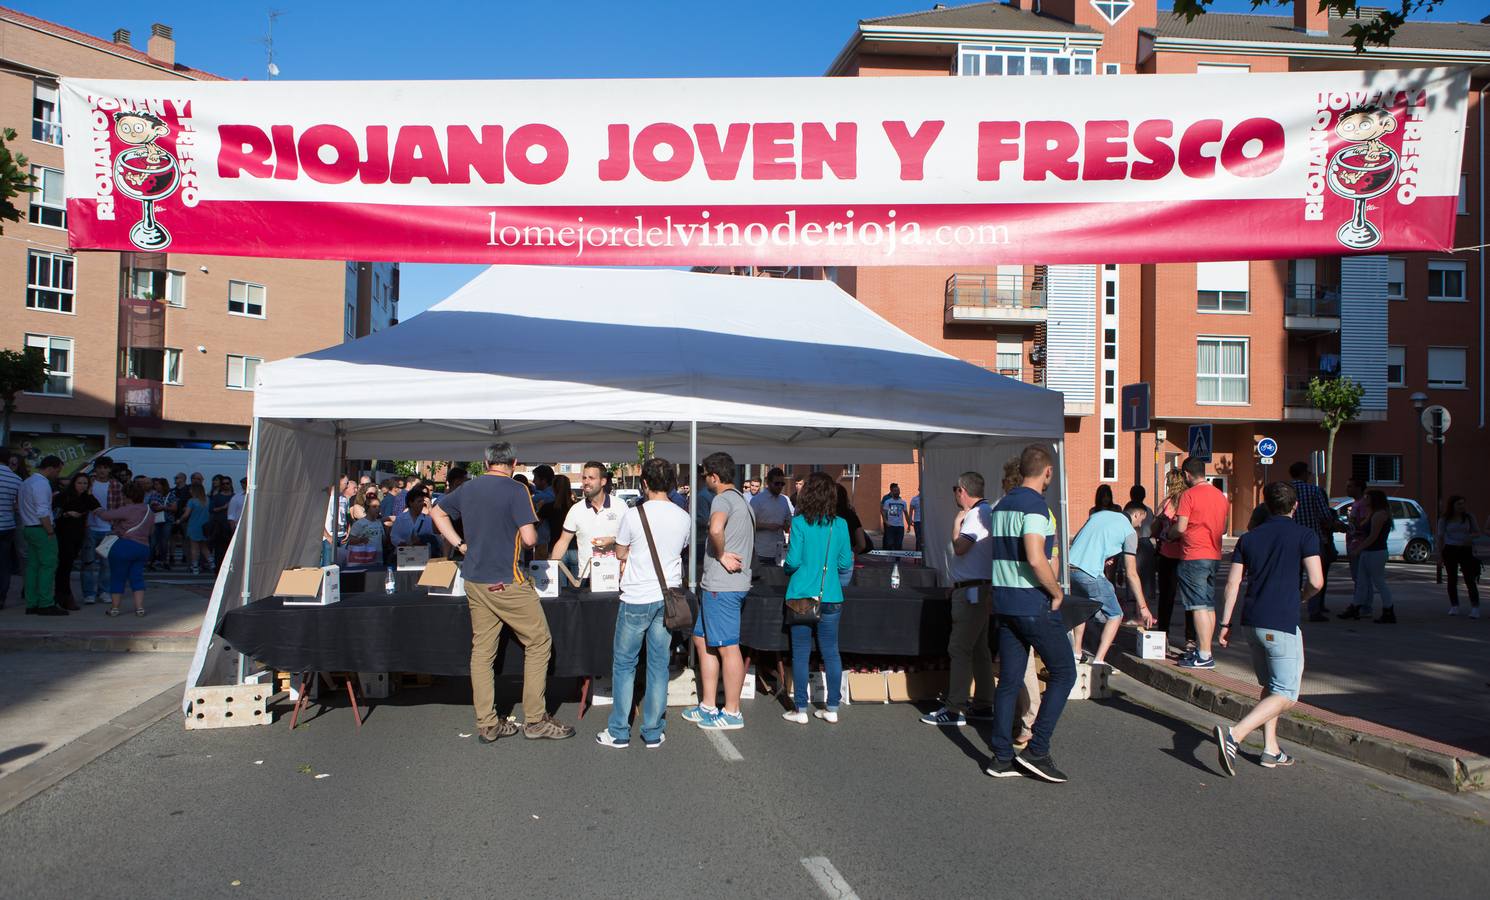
890, 562, 901, 590
384, 567, 396, 595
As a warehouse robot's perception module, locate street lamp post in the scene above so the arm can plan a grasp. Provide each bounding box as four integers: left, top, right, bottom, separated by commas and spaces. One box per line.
1410, 391, 1428, 504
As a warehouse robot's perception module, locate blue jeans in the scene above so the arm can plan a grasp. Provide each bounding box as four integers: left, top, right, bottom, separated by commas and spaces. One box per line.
991, 610, 1076, 760
790, 602, 843, 710
1070, 567, 1121, 623
0, 528, 13, 604
151, 522, 171, 564
1353, 549, 1392, 613
80, 529, 111, 599
108, 539, 150, 593
1177, 559, 1219, 611
608, 601, 669, 744
883, 526, 905, 551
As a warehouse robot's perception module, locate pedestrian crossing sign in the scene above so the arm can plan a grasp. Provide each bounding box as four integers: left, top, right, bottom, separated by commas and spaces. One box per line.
1188, 424, 1213, 462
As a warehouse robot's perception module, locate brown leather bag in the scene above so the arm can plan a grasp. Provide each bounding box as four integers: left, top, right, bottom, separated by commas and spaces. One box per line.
784, 520, 835, 626
637, 502, 694, 631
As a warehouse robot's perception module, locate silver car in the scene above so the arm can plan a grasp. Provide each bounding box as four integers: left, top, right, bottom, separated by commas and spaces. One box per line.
1330, 497, 1435, 564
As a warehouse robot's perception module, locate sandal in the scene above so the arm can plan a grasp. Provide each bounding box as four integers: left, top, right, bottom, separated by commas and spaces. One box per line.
106, 608, 121, 617
135, 609, 148, 617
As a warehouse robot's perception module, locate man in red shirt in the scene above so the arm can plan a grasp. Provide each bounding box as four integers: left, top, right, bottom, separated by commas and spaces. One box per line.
1166, 457, 1230, 669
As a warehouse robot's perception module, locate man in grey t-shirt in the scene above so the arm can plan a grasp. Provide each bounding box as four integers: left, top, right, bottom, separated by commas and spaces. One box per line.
685, 451, 755, 728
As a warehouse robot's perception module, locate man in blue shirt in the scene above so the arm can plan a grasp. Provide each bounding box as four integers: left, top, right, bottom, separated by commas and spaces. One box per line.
1288, 461, 1337, 621
1213, 481, 1323, 776
985, 444, 1077, 784
1069, 505, 1154, 668
881, 484, 909, 551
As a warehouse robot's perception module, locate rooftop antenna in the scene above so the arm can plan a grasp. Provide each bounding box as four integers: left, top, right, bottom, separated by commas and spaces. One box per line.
262, 10, 284, 78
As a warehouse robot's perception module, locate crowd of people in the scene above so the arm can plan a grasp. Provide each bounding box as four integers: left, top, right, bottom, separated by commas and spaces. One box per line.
0, 449, 246, 617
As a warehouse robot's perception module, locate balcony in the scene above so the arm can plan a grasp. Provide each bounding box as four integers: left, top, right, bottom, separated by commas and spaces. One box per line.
945, 273, 1047, 325
1284, 284, 1341, 333
1283, 373, 1386, 422
988, 365, 1046, 388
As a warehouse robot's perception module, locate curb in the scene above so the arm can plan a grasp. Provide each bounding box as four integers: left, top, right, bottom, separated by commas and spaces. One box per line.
1110, 652, 1490, 793
0, 631, 198, 653
0, 680, 183, 817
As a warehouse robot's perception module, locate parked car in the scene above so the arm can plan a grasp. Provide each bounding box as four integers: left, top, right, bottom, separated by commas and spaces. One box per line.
613, 488, 642, 507
1329, 496, 1434, 564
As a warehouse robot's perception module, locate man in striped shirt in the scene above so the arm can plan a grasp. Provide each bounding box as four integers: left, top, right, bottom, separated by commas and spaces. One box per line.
985, 444, 1078, 784
0, 447, 22, 609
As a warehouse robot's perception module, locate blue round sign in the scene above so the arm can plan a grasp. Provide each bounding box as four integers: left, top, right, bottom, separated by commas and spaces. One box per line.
1257, 437, 1278, 459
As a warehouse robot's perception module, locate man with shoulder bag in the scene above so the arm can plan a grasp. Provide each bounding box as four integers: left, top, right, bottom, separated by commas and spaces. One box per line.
597, 457, 693, 748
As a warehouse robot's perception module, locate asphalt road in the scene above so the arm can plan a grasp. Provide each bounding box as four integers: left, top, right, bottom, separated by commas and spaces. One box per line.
2, 677, 1486, 900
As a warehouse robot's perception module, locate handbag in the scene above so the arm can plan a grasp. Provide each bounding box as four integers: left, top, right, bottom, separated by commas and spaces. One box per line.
637, 502, 694, 632
98, 506, 151, 557
784, 521, 835, 626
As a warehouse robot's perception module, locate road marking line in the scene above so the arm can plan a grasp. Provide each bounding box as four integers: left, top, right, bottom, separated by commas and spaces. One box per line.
704, 729, 743, 762
800, 857, 859, 900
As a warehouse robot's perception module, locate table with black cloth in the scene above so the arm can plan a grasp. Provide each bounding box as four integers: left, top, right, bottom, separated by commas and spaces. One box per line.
217, 590, 620, 678
737, 585, 954, 655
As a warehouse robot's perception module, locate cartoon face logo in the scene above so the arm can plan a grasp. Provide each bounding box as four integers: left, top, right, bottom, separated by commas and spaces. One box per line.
110, 110, 180, 251
1325, 104, 1400, 251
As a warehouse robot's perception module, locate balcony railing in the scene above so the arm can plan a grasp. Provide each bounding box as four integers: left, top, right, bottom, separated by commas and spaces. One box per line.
1283, 373, 1315, 407
946, 273, 1047, 311
1284, 284, 1341, 318
990, 365, 1046, 388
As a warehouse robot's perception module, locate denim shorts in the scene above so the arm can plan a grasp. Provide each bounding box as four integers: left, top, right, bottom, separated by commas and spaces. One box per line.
1177, 559, 1219, 611
694, 590, 747, 648
1247, 626, 1304, 701
1070, 567, 1122, 623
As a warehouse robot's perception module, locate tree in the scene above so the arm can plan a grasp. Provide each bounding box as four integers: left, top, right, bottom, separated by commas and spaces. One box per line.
1171, 1, 1443, 51
1306, 375, 1364, 495
0, 128, 38, 233
0, 347, 48, 447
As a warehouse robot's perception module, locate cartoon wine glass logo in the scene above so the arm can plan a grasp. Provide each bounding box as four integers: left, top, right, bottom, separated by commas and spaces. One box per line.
1325, 105, 1399, 251
110, 111, 179, 251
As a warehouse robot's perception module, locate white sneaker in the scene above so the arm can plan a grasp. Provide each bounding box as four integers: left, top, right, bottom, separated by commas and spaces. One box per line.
813, 709, 839, 724
781, 709, 809, 724
1448, 606, 1459, 616
1472, 608, 1482, 619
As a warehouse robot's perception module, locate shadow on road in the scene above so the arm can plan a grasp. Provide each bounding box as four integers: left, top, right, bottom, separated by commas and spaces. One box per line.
0, 743, 46, 774
1094, 694, 1216, 775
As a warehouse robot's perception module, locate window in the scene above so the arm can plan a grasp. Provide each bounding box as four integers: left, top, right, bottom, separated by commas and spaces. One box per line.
126, 347, 184, 385
1386, 258, 1405, 299
1352, 453, 1402, 486
166, 271, 185, 307
958, 44, 1096, 77
1196, 63, 1250, 74
1460, 175, 1469, 215
24, 333, 72, 396
226, 354, 263, 390
1197, 337, 1248, 404
26, 250, 74, 313
1103, 63, 1120, 75
1427, 261, 1465, 301
995, 334, 1022, 380
1386, 346, 1405, 387
1196, 261, 1249, 312
1090, 0, 1133, 25
344, 303, 357, 338
1427, 347, 1466, 389
32, 81, 61, 145
1389, 499, 1419, 520
228, 280, 266, 317
28, 166, 65, 228
164, 348, 182, 385
1103, 327, 1116, 361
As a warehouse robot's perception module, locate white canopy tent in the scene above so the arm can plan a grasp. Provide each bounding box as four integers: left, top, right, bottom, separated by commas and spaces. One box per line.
187, 265, 1068, 697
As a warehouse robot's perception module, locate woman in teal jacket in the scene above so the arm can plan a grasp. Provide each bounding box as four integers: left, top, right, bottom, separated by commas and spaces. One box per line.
782, 472, 856, 724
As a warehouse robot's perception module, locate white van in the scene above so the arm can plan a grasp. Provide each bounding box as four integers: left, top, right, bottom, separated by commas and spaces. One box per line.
84, 447, 250, 485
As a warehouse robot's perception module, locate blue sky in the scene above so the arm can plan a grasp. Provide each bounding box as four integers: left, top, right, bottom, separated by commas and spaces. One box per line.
27, 0, 1488, 317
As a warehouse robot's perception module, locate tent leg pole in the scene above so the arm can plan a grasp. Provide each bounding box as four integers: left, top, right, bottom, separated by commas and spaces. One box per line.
689, 420, 699, 593
236, 416, 263, 685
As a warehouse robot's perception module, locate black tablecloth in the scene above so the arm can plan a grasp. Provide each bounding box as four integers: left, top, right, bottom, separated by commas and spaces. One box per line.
738, 586, 953, 656
217, 591, 619, 677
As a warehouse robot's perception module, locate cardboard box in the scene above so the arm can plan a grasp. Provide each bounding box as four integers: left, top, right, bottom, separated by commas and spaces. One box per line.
1134, 628, 1166, 660
277, 566, 340, 606
419, 559, 463, 595
396, 545, 430, 571
905, 670, 946, 702
590, 556, 620, 593
847, 671, 888, 703
528, 560, 560, 598
885, 670, 910, 702
357, 672, 395, 700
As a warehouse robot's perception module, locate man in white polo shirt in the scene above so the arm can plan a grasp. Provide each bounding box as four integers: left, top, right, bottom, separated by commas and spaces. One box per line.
549, 462, 625, 576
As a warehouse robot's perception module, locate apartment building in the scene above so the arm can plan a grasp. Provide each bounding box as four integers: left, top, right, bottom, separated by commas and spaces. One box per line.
820, 1, 1489, 533
3, 7, 396, 474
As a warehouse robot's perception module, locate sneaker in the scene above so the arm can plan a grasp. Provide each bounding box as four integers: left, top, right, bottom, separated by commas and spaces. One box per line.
477, 721, 519, 743
1260, 750, 1295, 768
595, 730, 629, 749
1014, 753, 1069, 784
781, 709, 809, 724
1448, 606, 1460, 617
1215, 725, 1238, 777
1472, 608, 1482, 619
191, 565, 200, 575
644, 733, 666, 749
523, 714, 575, 740
1337, 605, 1361, 620
1178, 653, 1215, 670
82, 596, 96, 606
1175, 648, 1196, 666
699, 709, 744, 731
681, 704, 716, 724
964, 705, 995, 722
814, 709, 839, 724
984, 756, 1020, 778
919, 706, 966, 727
1374, 609, 1397, 624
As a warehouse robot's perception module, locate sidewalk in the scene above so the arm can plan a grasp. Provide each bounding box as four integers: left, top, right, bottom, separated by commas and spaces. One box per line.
1110, 558, 1490, 792
0, 578, 211, 652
